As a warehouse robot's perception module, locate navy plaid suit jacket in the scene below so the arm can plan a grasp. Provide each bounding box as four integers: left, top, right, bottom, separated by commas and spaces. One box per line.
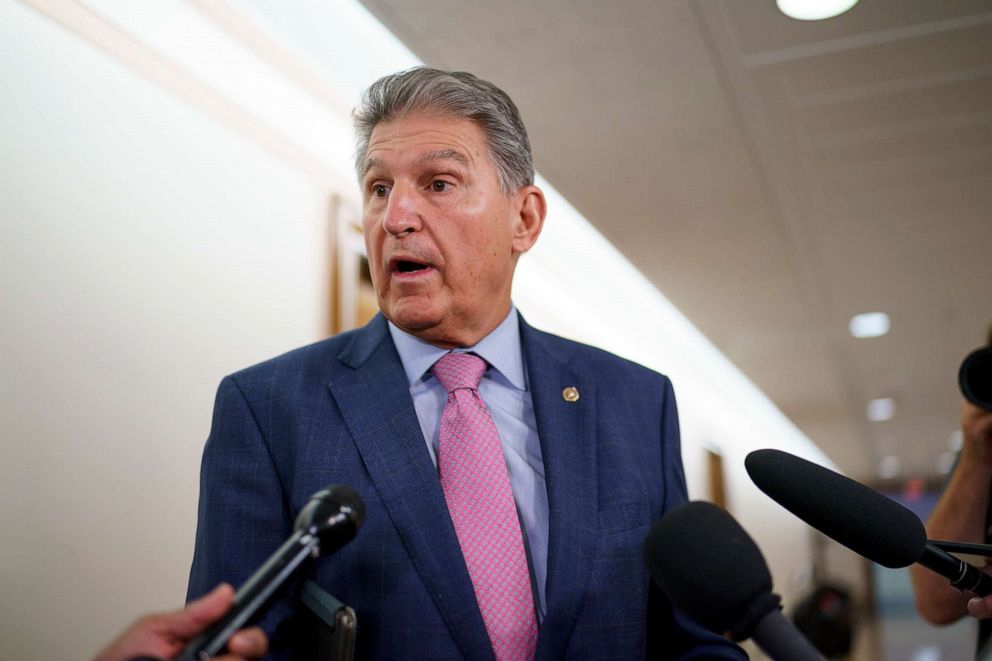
187, 314, 743, 660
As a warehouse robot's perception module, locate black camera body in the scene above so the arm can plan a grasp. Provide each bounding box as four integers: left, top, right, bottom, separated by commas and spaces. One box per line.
960, 347, 992, 411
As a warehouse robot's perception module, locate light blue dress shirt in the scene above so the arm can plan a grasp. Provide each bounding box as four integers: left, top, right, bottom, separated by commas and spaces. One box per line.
387, 307, 549, 620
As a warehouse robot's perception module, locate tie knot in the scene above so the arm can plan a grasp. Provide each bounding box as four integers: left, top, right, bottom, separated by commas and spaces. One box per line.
431, 352, 486, 393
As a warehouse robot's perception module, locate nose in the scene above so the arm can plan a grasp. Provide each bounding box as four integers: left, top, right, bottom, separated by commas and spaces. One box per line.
381, 185, 423, 237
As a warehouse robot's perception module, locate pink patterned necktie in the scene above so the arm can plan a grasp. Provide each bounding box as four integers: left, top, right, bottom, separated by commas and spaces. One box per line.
432, 352, 538, 661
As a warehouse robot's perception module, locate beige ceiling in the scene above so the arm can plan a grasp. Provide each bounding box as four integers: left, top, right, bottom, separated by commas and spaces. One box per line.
359, 0, 992, 481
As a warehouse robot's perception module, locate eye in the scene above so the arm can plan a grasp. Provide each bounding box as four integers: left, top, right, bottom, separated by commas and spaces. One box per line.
431, 180, 451, 193
370, 183, 389, 198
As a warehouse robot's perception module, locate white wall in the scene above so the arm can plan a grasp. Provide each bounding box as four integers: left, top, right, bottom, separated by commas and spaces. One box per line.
0, 2, 327, 657
1, 1, 839, 659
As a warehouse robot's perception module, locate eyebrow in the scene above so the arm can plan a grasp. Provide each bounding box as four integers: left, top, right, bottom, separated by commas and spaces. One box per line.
361, 148, 470, 179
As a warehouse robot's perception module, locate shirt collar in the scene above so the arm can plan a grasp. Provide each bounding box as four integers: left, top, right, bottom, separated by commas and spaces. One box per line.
387, 307, 526, 391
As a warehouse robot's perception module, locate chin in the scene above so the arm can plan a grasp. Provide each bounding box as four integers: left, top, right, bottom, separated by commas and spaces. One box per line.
383, 301, 444, 334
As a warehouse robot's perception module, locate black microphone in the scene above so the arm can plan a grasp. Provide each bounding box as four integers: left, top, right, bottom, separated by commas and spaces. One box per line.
177, 485, 365, 661
746, 449, 992, 595
960, 346, 992, 411
643, 501, 823, 661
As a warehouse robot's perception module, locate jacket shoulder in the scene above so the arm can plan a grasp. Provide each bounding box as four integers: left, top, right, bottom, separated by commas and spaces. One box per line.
226, 324, 369, 390
525, 325, 670, 386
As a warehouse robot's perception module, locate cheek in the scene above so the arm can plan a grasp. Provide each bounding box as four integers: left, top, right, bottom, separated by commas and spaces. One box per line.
459, 236, 511, 285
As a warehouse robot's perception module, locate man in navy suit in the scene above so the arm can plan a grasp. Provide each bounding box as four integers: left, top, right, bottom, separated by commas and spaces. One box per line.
188, 67, 743, 660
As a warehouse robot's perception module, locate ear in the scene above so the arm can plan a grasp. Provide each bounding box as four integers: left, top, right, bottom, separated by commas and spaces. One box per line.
510, 185, 546, 255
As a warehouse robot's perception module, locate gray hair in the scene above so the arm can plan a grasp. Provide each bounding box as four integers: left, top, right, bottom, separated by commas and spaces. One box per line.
353, 67, 534, 193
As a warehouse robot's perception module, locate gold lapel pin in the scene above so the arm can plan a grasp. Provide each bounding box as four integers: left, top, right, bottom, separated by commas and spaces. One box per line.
562, 386, 580, 402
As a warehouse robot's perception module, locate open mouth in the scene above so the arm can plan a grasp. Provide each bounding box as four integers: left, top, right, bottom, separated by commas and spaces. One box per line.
391, 257, 434, 276
396, 260, 429, 273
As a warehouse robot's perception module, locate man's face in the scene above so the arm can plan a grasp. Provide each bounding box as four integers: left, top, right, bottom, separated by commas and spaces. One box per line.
361, 113, 543, 348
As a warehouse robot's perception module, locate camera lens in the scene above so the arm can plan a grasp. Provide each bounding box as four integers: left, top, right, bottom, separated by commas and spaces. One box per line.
960, 347, 992, 411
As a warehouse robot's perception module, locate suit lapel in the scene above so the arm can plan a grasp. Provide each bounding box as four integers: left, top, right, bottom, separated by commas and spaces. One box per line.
520, 320, 598, 660
327, 316, 495, 661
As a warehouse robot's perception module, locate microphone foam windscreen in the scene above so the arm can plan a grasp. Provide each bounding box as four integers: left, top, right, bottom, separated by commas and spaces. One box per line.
643, 501, 773, 635
745, 449, 925, 568
295, 484, 366, 551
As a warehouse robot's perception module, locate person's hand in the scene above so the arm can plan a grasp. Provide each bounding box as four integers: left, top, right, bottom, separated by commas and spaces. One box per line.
961, 401, 992, 464
961, 401, 992, 451
964, 561, 992, 620
968, 593, 992, 619
93, 583, 268, 661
